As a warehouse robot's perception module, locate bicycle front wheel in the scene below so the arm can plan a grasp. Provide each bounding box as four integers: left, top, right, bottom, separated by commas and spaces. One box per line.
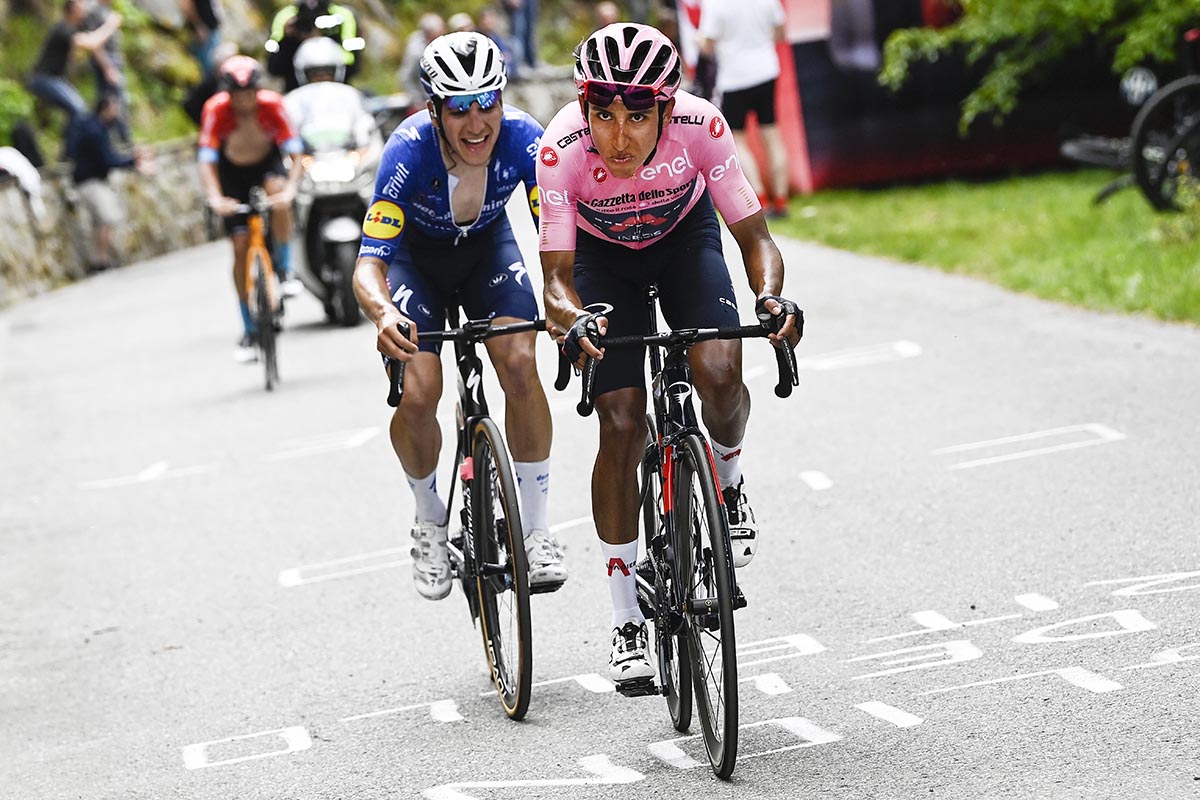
252, 257, 278, 390
641, 416, 691, 733
675, 433, 738, 778
1131, 75, 1200, 211
471, 417, 532, 720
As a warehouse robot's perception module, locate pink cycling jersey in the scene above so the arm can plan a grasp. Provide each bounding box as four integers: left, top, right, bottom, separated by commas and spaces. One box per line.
537, 91, 761, 252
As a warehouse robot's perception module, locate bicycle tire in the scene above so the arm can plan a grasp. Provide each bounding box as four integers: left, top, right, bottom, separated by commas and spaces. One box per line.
1059, 135, 1130, 171
641, 416, 691, 733
1131, 75, 1200, 211
253, 257, 278, 391
471, 417, 533, 720
675, 433, 738, 778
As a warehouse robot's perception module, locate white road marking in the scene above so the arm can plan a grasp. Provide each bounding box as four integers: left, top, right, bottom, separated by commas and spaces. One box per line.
340, 699, 462, 723
855, 701, 923, 728
867, 611, 1023, 642
265, 428, 380, 461
800, 470, 833, 491
649, 718, 842, 769
82, 460, 215, 489
922, 667, 1123, 696
181, 726, 311, 769
740, 672, 793, 695
932, 423, 1125, 470
550, 516, 594, 534
739, 633, 828, 666
1014, 593, 1059, 611
278, 548, 412, 587
486, 673, 614, 696
792, 341, 922, 371
1123, 643, 1200, 670
646, 740, 706, 770
1085, 570, 1200, 596
850, 640, 983, 679
422, 754, 643, 799
1011, 610, 1156, 644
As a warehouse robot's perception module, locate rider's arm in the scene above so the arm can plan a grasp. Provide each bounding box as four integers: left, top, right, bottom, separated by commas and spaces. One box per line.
727, 214, 799, 345
354, 255, 418, 360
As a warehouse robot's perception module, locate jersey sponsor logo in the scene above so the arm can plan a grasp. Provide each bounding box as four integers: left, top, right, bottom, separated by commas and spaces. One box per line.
382, 164, 411, 199
417, 303, 432, 318
391, 283, 414, 315
590, 192, 636, 209
359, 243, 390, 259
606, 558, 631, 577
556, 127, 589, 148
489, 273, 509, 287
507, 260, 527, 285
671, 114, 706, 126
639, 148, 695, 181
541, 188, 570, 207
717, 446, 741, 462
592, 166, 609, 183
539, 146, 559, 167
363, 201, 405, 240
707, 152, 740, 183
528, 186, 540, 216
526, 140, 540, 159
709, 116, 726, 139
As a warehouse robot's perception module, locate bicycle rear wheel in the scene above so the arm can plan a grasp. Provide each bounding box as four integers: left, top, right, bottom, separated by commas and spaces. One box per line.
675, 433, 738, 778
253, 257, 278, 390
641, 416, 691, 733
1131, 75, 1200, 211
471, 417, 532, 720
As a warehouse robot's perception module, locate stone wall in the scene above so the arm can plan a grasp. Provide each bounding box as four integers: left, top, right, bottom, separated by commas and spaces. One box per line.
0, 72, 578, 308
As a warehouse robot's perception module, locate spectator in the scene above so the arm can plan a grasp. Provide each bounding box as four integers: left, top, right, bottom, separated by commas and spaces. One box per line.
26, 0, 121, 138
82, 0, 131, 148
66, 92, 154, 273
501, 0, 539, 71
266, 0, 362, 93
447, 12, 475, 33
594, 1, 621, 28
181, 0, 224, 77
184, 42, 240, 125
625, 0, 651, 23
477, 8, 519, 79
397, 13, 444, 98
698, 0, 790, 217
0, 145, 47, 221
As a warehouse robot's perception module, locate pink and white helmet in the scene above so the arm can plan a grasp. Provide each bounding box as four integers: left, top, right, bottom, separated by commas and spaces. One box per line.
574, 23, 681, 100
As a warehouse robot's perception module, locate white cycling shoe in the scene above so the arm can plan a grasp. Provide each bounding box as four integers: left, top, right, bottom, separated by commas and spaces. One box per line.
723, 480, 758, 568
609, 620, 655, 684
524, 528, 567, 591
410, 521, 452, 600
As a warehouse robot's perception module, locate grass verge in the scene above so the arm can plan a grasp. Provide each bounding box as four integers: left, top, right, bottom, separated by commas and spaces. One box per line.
775, 169, 1200, 325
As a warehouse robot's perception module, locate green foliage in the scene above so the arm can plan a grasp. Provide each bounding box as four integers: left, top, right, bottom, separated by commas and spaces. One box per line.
0, 78, 35, 145
880, 0, 1200, 134
775, 170, 1200, 325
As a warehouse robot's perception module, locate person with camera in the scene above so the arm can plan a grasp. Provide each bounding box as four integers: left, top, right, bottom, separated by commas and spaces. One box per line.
266, 0, 362, 93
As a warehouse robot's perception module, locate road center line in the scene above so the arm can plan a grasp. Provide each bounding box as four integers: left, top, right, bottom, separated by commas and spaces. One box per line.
932, 423, 1125, 470
855, 701, 923, 727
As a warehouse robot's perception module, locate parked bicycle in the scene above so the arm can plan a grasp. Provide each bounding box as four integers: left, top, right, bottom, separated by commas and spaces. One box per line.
230, 186, 282, 390
384, 309, 549, 719
558, 284, 802, 778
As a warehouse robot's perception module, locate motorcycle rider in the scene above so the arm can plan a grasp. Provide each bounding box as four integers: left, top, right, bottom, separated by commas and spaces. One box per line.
284, 36, 368, 134
266, 0, 361, 93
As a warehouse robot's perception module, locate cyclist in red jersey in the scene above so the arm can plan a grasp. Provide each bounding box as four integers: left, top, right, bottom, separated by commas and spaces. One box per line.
198, 56, 305, 362
538, 24, 800, 686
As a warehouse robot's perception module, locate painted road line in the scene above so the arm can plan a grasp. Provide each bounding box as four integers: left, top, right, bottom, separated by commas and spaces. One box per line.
932, 423, 1125, 470
340, 699, 462, 724
1085, 570, 1200, 596
482, 673, 614, 698
1123, 643, 1200, 670
867, 610, 1022, 642
922, 667, 1123, 696
82, 460, 215, 489
647, 740, 706, 770
423, 754, 643, 799
278, 548, 411, 588
855, 701, 923, 728
800, 470, 833, 491
1015, 593, 1059, 611
265, 428, 380, 461
739, 633, 828, 669
550, 516, 594, 534
738, 718, 843, 761
740, 672, 793, 695
182, 726, 311, 769
793, 341, 922, 371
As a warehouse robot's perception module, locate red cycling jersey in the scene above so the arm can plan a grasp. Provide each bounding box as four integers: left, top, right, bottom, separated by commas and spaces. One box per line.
197, 90, 302, 163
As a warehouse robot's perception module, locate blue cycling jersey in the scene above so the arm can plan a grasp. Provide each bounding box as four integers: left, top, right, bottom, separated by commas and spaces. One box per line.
358, 106, 543, 264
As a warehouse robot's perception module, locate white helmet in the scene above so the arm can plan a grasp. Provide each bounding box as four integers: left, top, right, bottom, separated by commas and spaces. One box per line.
419, 31, 507, 98
294, 36, 346, 85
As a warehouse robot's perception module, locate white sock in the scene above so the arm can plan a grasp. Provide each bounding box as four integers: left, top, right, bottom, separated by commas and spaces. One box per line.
404, 468, 445, 524
514, 459, 550, 534
600, 540, 643, 628
709, 437, 744, 491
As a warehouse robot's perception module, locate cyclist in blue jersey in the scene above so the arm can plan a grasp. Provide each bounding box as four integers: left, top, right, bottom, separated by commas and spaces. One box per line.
353, 32, 565, 600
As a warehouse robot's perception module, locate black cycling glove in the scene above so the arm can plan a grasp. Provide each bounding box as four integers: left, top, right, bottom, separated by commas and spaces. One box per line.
561, 313, 600, 363
755, 294, 799, 333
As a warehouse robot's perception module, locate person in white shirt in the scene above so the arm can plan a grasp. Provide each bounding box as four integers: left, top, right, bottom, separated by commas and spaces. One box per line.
697, 0, 790, 218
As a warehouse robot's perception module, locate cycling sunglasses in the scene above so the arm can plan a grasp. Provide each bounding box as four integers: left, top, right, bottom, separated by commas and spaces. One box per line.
442, 90, 501, 113
583, 81, 659, 112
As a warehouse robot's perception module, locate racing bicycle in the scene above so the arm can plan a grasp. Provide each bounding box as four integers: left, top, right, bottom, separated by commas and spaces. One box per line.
231, 187, 281, 390
559, 285, 802, 778
384, 309, 549, 719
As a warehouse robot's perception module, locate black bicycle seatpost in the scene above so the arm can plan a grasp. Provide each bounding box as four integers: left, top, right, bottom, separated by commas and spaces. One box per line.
386, 321, 412, 408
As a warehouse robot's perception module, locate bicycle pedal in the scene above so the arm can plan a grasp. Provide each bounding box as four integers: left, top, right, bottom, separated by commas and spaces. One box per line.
614, 677, 662, 698
529, 579, 566, 595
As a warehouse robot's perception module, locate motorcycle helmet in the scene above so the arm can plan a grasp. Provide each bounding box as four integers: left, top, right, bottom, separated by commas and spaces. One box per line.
295, 36, 347, 85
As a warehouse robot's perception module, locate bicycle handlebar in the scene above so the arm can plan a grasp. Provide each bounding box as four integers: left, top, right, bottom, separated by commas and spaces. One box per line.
563, 316, 804, 417
384, 318, 550, 408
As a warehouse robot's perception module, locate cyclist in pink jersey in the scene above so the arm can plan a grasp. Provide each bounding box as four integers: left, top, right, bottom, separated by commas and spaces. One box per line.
538, 23, 800, 687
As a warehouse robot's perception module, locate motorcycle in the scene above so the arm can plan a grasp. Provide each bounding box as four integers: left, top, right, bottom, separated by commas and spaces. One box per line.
289, 82, 384, 326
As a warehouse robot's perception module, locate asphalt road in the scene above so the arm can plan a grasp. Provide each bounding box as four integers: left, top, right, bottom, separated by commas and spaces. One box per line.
3, 197, 1199, 799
